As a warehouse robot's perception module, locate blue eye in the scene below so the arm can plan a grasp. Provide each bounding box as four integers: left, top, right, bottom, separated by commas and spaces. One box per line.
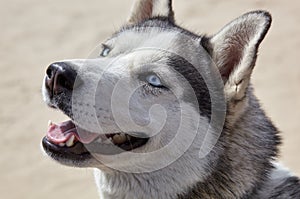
100, 46, 111, 57
146, 74, 163, 87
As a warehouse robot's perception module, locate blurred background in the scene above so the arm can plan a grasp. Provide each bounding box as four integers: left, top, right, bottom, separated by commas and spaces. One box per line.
1, 0, 299, 198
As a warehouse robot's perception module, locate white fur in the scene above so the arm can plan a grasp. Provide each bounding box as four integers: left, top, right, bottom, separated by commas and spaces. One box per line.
211, 12, 269, 101
210, 12, 270, 125
271, 161, 293, 180
93, 104, 215, 198
225, 13, 269, 100
152, 0, 171, 17
42, 5, 278, 198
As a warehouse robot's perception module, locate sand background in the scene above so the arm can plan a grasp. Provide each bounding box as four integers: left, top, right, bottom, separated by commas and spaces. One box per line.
1, 0, 299, 198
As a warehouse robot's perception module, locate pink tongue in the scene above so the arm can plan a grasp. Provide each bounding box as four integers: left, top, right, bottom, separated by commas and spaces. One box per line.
46, 120, 99, 144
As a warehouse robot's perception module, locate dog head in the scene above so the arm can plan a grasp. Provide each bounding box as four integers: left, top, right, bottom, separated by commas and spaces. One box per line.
42, 0, 271, 174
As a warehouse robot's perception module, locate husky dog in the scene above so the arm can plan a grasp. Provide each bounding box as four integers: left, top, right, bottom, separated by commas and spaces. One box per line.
41, 0, 300, 198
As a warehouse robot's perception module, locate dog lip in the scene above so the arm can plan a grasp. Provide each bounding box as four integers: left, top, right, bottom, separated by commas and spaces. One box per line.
44, 119, 150, 158
48, 104, 57, 109
42, 137, 92, 160
42, 135, 149, 156
86, 135, 149, 155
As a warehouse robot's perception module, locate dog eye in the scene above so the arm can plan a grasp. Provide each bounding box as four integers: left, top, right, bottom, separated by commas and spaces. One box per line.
146, 74, 163, 87
100, 45, 111, 57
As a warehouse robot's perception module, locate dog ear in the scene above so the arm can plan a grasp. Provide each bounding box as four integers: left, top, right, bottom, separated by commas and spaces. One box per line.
205, 11, 271, 100
128, 0, 174, 24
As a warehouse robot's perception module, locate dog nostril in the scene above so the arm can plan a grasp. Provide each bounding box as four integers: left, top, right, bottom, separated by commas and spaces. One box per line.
56, 73, 73, 91
45, 62, 80, 97
46, 68, 53, 79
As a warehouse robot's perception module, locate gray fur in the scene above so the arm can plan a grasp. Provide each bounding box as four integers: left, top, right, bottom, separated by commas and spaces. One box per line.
177, 87, 281, 198
41, 0, 300, 198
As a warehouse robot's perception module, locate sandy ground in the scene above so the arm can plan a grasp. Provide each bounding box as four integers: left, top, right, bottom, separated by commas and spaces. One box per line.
1, 0, 300, 198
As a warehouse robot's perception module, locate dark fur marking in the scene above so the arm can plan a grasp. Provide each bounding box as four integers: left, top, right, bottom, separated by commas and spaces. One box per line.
168, 0, 175, 22
167, 55, 212, 119
177, 87, 282, 198
270, 177, 300, 198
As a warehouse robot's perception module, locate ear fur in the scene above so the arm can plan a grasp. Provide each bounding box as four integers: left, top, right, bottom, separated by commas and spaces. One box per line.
128, 0, 174, 24
207, 11, 271, 100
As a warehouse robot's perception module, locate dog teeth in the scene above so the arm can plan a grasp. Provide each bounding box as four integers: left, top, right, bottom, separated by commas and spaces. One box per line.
55, 133, 130, 147
112, 133, 127, 145
59, 143, 65, 147
103, 137, 112, 144
66, 135, 75, 147
126, 135, 131, 141
96, 137, 103, 143
57, 135, 76, 148
48, 120, 53, 126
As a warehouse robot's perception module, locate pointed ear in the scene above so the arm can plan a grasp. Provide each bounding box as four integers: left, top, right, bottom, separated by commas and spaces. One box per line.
128, 0, 174, 24
206, 11, 271, 100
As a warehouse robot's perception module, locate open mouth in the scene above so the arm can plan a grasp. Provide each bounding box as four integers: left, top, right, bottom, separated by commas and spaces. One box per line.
42, 120, 149, 160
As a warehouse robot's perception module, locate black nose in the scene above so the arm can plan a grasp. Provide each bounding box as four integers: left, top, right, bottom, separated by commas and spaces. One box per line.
45, 62, 79, 97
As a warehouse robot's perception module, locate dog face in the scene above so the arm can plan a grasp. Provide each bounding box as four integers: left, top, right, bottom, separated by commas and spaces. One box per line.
42, 24, 212, 171
42, 0, 271, 173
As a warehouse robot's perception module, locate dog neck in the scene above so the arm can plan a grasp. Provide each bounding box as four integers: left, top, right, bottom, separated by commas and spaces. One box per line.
93, 147, 214, 199
93, 91, 280, 199
177, 91, 280, 198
